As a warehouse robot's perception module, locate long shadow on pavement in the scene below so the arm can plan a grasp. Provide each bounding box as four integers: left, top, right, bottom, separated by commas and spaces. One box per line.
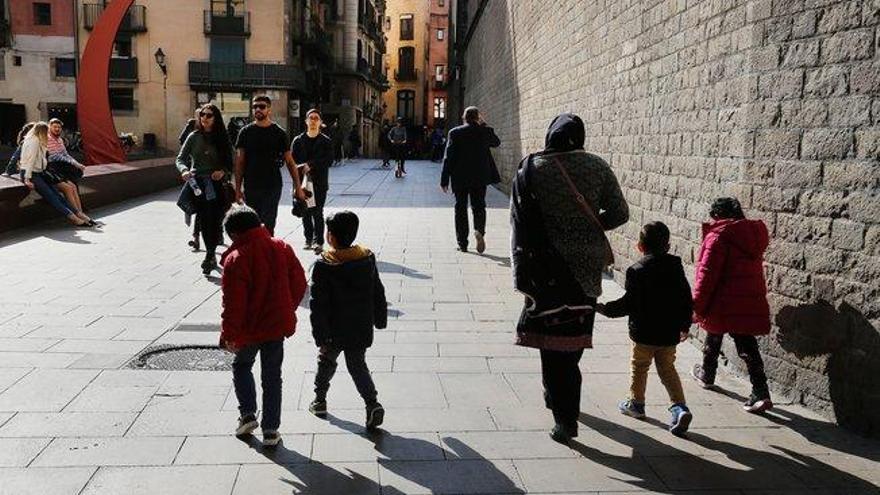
573, 412, 878, 493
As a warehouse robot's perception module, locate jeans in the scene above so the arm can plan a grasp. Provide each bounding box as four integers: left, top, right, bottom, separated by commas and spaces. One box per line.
314, 346, 378, 405
540, 348, 584, 429
630, 342, 686, 405
31, 173, 75, 217
303, 186, 328, 245
702, 333, 770, 400
232, 340, 284, 431
245, 183, 282, 237
454, 186, 487, 248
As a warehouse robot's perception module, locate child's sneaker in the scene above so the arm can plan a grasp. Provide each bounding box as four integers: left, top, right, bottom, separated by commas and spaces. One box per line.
262, 430, 281, 448
618, 399, 646, 419
235, 414, 259, 437
668, 404, 692, 436
743, 395, 773, 414
365, 402, 384, 430
690, 364, 716, 389
308, 399, 327, 418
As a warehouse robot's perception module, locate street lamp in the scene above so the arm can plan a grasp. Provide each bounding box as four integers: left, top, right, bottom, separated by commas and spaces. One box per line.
154, 48, 168, 151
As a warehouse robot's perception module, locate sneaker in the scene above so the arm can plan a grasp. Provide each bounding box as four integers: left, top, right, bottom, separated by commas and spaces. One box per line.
691, 364, 716, 389
743, 396, 773, 414
475, 232, 486, 254
669, 404, 693, 436
262, 430, 281, 448
618, 399, 646, 419
235, 414, 259, 437
457, 245, 468, 253
549, 423, 573, 444
303, 241, 314, 250
313, 244, 324, 255
365, 402, 385, 430
201, 256, 218, 276
309, 399, 327, 418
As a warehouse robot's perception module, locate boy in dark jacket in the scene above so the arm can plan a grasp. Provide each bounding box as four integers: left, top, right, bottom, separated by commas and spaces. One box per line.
219, 205, 307, 448
597, 222, 694, 436
308, 211, 388, 429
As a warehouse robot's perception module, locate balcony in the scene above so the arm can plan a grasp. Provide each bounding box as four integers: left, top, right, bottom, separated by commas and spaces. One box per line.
109, 57, 138, 82
203, 11, 250, 37
188, 61, 307, 92
83, 4, 147, 32
293, 24, 332, 64
395, 68, 418, 82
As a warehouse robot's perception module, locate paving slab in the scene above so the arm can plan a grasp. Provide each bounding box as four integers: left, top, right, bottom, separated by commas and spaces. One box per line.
0, 467, 96, 495
0, 412, 137, 438
80, 466, 237, 495
32, 436, 184, 467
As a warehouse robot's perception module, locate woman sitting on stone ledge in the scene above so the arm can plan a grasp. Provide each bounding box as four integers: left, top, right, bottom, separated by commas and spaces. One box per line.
18, 122, 97, 228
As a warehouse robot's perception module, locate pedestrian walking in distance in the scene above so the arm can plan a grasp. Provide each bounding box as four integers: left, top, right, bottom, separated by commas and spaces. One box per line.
511, 113, 629, 444
690, 197, 774, 414
308, 211, 388, 430
388, 118, 408, 177
176, 104, 233, 275
441, 106, 501, 253
597, 221, 694, 436
234, 95, 305, 236
290, 109, 334, 254
219, 205, 307, 448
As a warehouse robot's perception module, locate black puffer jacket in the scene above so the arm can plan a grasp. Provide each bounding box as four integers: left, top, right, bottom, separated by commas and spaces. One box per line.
309, 248, 387, 349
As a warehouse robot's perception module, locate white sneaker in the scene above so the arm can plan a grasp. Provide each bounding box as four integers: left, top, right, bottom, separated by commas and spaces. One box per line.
262, 430, 281, 448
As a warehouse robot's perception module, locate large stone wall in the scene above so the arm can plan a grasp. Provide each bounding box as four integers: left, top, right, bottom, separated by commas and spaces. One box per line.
458, 0, 880, 436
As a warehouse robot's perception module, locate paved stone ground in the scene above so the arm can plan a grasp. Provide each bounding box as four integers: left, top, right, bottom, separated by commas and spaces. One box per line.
0, 160, 876, 495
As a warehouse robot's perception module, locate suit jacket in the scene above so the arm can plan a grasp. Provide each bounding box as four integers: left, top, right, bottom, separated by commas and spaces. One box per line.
441, 123, 501, 191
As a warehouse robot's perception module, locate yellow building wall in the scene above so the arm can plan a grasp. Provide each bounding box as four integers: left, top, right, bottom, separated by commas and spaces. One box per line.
382, 0, 428, 125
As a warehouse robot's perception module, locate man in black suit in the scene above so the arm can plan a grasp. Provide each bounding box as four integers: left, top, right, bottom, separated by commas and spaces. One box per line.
441, 106, 501, 253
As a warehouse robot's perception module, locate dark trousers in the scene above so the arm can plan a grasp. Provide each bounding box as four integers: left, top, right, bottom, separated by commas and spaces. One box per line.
245, 183, 282, 237
303, 186, 328, 245
31, 173, 76, 216
540, 349, 584, 429
232, 340, 284, 431
195, 178, 224, 256
314, 346, 378, 405
702, 333, 770, 400
454, 186, 487, 248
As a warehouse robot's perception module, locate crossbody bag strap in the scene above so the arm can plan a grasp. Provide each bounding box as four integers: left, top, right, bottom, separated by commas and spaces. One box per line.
551, 156, 615, 266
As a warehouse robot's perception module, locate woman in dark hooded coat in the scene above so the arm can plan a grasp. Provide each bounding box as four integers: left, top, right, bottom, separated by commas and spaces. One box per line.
511, 113, 629, 443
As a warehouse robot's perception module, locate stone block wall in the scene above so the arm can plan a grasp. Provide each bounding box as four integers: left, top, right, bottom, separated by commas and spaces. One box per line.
458, 0, 880, 436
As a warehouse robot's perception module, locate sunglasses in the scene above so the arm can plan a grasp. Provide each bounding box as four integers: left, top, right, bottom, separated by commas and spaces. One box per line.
252, 104, 268, 110
199, 112, 215, 118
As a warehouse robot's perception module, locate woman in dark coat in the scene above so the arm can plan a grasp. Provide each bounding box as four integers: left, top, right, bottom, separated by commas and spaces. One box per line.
511, 113, 629, 443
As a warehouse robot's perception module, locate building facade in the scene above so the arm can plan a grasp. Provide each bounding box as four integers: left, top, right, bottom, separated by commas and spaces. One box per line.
383, 0, 429, 127
0, 0, 77, 144
453, 0, 880, 436
425, 0, 448, 129
324, 0, 388, 157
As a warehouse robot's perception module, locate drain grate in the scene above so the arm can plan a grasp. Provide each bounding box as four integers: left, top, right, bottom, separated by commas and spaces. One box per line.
126, 344, 233, 371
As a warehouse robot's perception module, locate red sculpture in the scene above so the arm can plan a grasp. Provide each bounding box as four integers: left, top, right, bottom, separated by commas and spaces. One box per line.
76, 0, 133, 165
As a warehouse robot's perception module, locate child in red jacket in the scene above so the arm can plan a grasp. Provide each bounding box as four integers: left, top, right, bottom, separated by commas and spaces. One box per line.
219, 205, 307, 447
690, 197, 773, 414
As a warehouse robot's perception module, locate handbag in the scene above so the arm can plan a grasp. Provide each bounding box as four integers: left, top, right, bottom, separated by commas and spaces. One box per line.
551, 157, 615, 267
47, 160, 84, 183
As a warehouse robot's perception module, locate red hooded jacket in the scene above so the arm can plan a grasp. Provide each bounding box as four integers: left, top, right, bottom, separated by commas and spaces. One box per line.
692, 218, 771, 335
220, 227, 307, 349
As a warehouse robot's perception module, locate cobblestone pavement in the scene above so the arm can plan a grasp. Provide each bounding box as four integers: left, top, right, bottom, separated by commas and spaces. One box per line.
0, 160, 876, 494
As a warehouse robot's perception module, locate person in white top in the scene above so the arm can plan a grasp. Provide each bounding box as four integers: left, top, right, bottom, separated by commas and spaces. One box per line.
19, 122, 96, 227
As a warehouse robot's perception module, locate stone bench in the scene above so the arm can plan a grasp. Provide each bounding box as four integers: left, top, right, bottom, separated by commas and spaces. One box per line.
0, 158, 179, 233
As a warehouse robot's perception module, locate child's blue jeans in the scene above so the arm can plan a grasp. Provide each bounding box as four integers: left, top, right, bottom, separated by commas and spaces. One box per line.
232, 340, 284, 431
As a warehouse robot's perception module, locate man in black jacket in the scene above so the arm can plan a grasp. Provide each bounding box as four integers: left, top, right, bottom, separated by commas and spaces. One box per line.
308, 211, 388, 429
291, 109, 334, 253
441, 106, 501, 253
597, 221, 694, 436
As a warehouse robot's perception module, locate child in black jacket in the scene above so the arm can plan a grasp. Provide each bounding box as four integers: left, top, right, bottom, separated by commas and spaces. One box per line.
309, 211, 388, 429
597, 222, 694, 435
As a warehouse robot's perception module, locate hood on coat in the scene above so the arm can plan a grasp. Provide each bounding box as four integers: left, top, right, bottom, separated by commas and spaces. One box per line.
543, 113, 585, 154
321, 245, 372, 265
703, 218, 769, 259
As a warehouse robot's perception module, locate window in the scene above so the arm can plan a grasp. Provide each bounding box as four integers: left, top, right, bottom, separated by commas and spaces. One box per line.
114, 36, 133, 58
398, 47, 415, 74
433, 97, 446, 119
434, 64, 445, 81
399, 14, 413, 40
0, 57, 5, 81
13, 56, 22, 66
55, 58, 76, 78
210, 38, 245, 63
437, 28, 445, 41
109, 88, 135, 111
33, 3, 51, 26
397, 90, 414, 120
438, 0, 445, 6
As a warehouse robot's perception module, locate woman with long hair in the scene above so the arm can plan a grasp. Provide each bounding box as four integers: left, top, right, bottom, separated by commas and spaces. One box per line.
511, 113, 629, 443
176, 103, 233, 275
4, 122, 35, 176
19, 122, 96, 227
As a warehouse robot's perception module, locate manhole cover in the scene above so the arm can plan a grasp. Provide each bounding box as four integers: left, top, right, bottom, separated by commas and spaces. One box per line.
126, 345, 233, 371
